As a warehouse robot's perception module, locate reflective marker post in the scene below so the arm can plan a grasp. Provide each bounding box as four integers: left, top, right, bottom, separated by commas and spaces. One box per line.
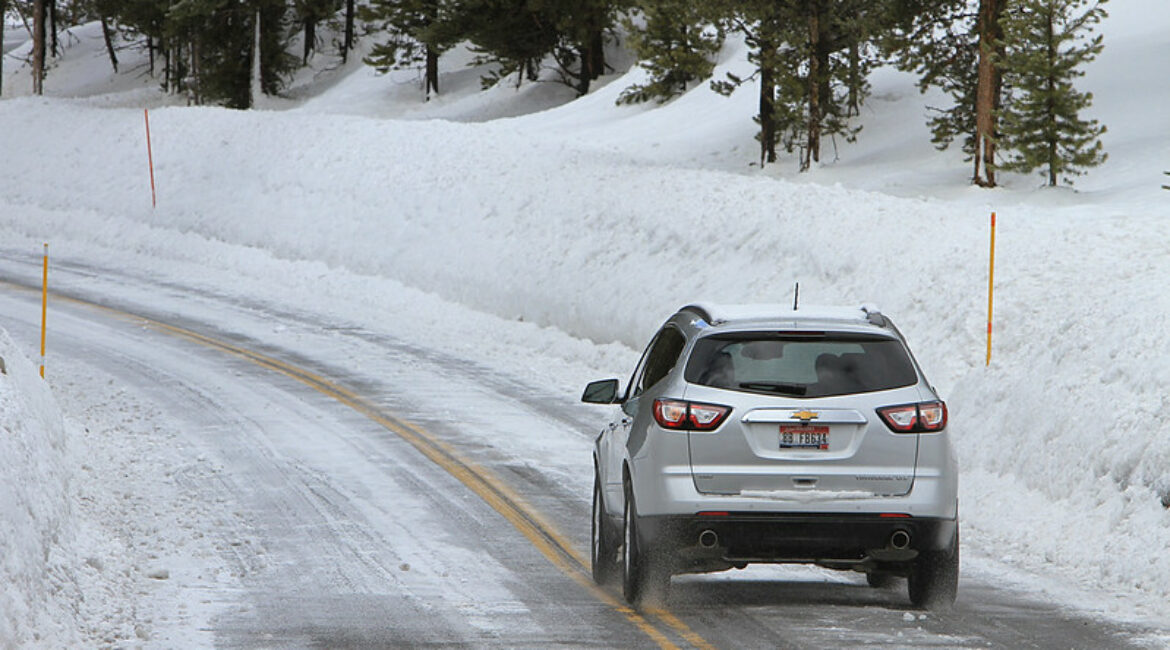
987, 212, 996, 367
40, 243, 48, 379
145, 108, 157, 208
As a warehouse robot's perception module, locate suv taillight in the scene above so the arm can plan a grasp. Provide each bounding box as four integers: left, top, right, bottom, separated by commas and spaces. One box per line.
876, 401, 947, 433
653, 399, 731, 431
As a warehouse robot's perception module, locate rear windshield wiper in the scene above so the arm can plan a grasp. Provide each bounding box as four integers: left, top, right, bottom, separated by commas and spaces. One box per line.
738, 382, 808, 396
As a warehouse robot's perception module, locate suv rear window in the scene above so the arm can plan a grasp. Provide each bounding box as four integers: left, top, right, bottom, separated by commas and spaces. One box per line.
684, 333, 917, 398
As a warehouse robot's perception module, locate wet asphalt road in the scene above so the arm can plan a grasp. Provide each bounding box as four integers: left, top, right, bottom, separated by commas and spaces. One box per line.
1, 253, 1165, 648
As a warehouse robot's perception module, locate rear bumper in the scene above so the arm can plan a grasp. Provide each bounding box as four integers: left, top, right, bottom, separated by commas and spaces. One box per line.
639, 513, 957, 570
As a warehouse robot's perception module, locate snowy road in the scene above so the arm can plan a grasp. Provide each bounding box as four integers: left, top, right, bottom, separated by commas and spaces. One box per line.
0, 256, 1164, 648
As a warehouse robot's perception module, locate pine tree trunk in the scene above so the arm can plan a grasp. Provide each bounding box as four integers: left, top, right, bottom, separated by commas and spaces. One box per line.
342, 0, 355, 63
759, 38, 777, 167
190, 40, 200, 105
576, 46, 591, 96
31, 0, 44, 94
49, 0, 56, 56
423, 0, 439, 98
573, 9, 605, 97
303, 18, 316, 65
426, 46, 439, 99
250, 9, 261, 109
100, 16, 118, 73
0, 0, 6, 97
589, 27, 604, 81
974, 0, 1005, 187
1044, 5, 1057, 187
805, 8, 824, 171
50, 0, 58, 56
848, 41, 860, 117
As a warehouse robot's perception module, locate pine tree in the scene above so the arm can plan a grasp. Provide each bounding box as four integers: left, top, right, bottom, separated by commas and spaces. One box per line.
551, 0, 619, 96
886, 0, 1008, 186
886, 2, 980, 163
428, 0, 561, 90
165, 0, 293, 108
294, 0, 337, 64
713, 0, 886, 170
973, 0, 1007, 187
997, 0, 1107, 186
780, 0, 883, 171
617, 0, 723, 105
361, 0, 452, 99
709, 0, 783, 166
427, 0, 622, 96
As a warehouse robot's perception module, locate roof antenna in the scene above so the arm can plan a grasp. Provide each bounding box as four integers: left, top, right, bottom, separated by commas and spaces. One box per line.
793, 282, 800, 311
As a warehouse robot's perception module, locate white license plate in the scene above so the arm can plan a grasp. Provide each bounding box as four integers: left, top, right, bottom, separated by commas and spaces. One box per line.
780, 425, 829, 450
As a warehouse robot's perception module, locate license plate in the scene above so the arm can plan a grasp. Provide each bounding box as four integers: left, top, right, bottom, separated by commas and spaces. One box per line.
780, 425, 829, 450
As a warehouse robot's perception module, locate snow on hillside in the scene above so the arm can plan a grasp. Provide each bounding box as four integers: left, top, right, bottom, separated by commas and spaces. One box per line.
3, 0, 1170, 643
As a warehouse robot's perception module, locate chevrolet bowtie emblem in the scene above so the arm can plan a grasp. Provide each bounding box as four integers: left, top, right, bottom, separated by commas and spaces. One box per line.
792, 410, 819, 422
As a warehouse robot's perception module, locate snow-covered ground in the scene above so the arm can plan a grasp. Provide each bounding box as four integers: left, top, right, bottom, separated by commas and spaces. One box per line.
3, 1, 1170, 645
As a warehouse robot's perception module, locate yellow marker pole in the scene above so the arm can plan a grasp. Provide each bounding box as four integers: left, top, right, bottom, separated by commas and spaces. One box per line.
40, 243, 48, 378
987, 213, 996, 366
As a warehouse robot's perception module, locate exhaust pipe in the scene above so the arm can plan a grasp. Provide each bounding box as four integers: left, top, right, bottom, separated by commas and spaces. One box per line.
698, 530, 719, 549
889, 530, 911, 550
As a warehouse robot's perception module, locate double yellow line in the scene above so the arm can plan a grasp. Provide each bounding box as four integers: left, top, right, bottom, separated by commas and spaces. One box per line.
14, 281, 715, 650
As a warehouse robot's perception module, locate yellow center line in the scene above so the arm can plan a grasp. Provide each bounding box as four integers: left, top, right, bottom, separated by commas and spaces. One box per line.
5, 281, 715, 650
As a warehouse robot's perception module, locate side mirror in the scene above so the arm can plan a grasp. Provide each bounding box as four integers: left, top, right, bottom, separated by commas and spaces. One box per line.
581, 378, 621, 404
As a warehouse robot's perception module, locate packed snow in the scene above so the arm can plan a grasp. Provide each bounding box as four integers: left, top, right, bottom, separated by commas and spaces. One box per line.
0, 331, 79, 645
3, 0, 1170, 645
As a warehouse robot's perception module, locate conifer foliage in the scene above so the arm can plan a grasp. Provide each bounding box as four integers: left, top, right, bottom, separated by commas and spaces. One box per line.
163, 0, 294, 108
996, 0, 1107, 186
424, 0, 561, 90
360, 0, 452, 99
714, 0, 888, 170
886, 1, 986, 179
6, 0, 1126, 187
417, 0, 624, 96
617, 0, 723, 105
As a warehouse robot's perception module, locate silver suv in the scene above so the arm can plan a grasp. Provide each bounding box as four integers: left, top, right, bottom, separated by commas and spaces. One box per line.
583, 303, 958, 608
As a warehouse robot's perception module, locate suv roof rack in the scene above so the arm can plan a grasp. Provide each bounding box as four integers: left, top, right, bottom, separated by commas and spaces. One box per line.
680, 302, 886, 327
679, 304, 714, 324
860, 303, 887, 327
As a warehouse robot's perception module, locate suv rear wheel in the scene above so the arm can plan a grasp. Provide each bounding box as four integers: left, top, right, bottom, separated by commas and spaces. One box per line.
908, 529, 959, 609
621, 481, 668, 604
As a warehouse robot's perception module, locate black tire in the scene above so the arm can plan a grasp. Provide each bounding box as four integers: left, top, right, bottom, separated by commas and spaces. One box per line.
591, 473, 617, 584
620, 482, 669, 605
908, 529, 959, 609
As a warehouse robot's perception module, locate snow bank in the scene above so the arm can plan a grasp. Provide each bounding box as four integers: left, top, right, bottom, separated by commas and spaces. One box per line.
3, 99, 1169, 621
0, 328, 80, 647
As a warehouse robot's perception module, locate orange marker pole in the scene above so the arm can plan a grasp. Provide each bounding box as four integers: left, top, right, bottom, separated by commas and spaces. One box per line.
40, 243, 48, 379
987, 212, 996, 366
144, 108, 157, 208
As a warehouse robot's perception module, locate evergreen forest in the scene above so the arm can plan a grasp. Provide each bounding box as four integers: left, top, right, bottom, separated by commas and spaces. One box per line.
2, 0, 1111, 186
